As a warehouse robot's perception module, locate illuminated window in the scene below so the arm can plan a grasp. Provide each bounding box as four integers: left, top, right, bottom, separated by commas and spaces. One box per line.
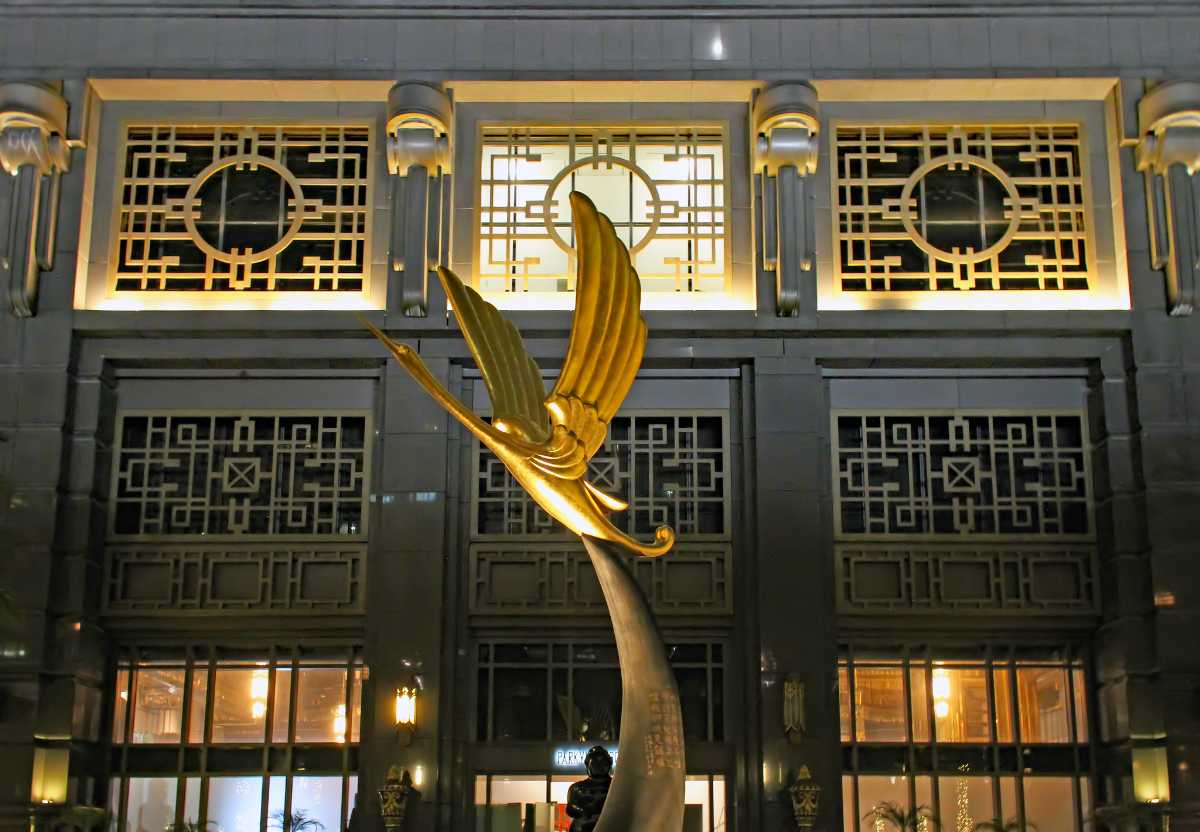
111, 124, 373, 296
476, 126, 729, 302
839, 647, 1092, 831
110, 649, 361, 832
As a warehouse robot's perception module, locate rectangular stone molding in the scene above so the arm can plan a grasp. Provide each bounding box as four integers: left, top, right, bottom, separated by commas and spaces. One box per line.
835, 544, 1099, 614
469, 542, 732, 615
103, 543, 367, 613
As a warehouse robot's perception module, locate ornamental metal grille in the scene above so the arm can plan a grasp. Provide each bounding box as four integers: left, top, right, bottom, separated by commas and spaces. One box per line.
110, 412, 370, 539
111, 124, 372, 292
477, 126, 728, 294
474, 412, 729, 539
833, 124, 1093, 293
833, 412, 1092, 539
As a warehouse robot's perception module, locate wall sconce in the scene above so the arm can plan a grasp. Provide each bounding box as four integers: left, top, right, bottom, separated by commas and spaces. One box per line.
752, 83, 821, 317
387, 82, 452, 318
1136, 80, 1200, 316
1, 82, 71, 318
394, 685, 417, 746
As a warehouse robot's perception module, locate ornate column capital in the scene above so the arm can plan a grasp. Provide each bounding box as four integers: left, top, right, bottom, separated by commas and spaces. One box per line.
752, 82, 821, 316
0, 81, 71, 318
1136, 80, 1200, 174
387, 82, 453, 174
386, 82, 453, 317
753, 82, 820, 175
1135, 80, 1200, 316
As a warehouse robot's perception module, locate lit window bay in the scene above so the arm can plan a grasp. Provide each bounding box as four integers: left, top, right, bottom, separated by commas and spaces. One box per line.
112, 124, 372, 294
833, 124, 1093, 295
477, 126, 729, 297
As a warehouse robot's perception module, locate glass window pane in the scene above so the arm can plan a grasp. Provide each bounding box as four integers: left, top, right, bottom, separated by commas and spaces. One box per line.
854, 666, 907, 742
131, 667, 185, 744
113, 668, 130, 743
1017, 667, 1071, 743
294, 667, 347, 743
1023, 777, 1077, 832
932, 667, 991, 743
207, 777, 263, 832
182, 777, 201, 825
937, 775, 993, 832
349, 666, 363, 743
188, 666, 208, 744
267, 777, 286, 828
843, 776, 854, 832
993, 668, 1013, 743
999, 776, 1019, 824
108, 778, 121, 832
684, 776, 714, 832
290, 777, 342, 832
492, 668, 548, 741
1073, 667, 1089, 743
485, 776, 547, 826
915, 777, 934, 825
346, 776, 359, 825
273, 668, 292, 744
839, 665, 851, 742
212, 667, 268, 744
910, 666, 929, 743
711, 776, 726, 832
126, 777, 177, 832
857, 776, 910, 829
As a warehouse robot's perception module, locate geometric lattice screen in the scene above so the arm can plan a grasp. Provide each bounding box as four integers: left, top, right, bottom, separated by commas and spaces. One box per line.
833, 412, 1092, 539
110, 412, 370, 538
832, 411, 1097, 615
112, 125, 371, 293
833, 124, 1093, 294
477, 127, 728, 296
474, 412, 729, 539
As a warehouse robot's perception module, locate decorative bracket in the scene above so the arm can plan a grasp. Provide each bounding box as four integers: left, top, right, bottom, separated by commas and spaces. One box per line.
1136, 80, 1200, 316
387, 83, 452, 318
753, 83, 820, 317
1, 82, 70, 318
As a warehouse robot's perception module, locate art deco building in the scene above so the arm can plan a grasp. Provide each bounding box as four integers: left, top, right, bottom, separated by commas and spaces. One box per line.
1, 2, 1198, 830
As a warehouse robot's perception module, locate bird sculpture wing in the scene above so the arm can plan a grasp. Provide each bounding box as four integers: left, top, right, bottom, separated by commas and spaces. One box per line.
544, 192, 647, 461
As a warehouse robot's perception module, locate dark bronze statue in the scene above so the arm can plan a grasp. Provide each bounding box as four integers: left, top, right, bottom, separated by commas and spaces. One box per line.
565, 746, 614, 832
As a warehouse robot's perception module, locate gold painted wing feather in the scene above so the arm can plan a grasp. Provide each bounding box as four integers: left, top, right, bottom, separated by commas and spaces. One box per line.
436, 265, 551, 444
545, 192, 647, 461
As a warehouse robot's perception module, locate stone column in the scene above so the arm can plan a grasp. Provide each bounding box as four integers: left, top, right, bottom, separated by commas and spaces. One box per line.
1136, 80, 1200, 317
752, 355, 841, 831
0, 82, 71, 318
752, 83, 820, 317
387, 83, 453, 318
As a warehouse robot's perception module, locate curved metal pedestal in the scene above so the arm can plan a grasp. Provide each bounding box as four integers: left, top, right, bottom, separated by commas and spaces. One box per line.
582, 535, 685, 832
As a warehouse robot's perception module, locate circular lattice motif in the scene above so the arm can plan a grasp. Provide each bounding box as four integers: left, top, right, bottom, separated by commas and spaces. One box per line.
899, 154, 1022, 266
183, 155, 306, 265
541, 156, 663, 255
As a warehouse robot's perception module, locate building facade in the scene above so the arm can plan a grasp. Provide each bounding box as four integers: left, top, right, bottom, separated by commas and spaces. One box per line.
1, 2, 1199, 830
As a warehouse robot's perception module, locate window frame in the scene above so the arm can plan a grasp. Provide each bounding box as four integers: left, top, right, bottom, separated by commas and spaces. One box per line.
815, 98, 1129, 311
452, 102, 755, 311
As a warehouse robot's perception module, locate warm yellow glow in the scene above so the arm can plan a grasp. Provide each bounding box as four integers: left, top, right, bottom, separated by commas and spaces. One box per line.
87, 292, 379, 312
934, 700, 950, 719
1132, 747, 1171, 803
932, 669, 951, 701
333, 704, 347, 743
395, 687, 417, 727
250, 670, 269, 700
251, 701, 267, 720
30, 748, 69, 804
413, 765, 425, 787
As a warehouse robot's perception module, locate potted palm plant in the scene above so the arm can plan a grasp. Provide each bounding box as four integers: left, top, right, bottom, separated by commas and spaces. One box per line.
164, 821, 215, 832
864, 802, 940, 831
268, 810, 325, 832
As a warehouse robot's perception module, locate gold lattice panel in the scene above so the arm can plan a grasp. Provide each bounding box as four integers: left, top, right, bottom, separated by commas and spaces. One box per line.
477, 126, 728, 294
111, 124, 372, 293
833, 124, 1094, 293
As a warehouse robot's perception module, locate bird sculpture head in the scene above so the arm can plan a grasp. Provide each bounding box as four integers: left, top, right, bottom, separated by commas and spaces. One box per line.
364, 191, 675, 558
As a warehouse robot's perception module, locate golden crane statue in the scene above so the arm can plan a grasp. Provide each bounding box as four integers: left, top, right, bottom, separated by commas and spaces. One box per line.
363, 191, 676, 558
